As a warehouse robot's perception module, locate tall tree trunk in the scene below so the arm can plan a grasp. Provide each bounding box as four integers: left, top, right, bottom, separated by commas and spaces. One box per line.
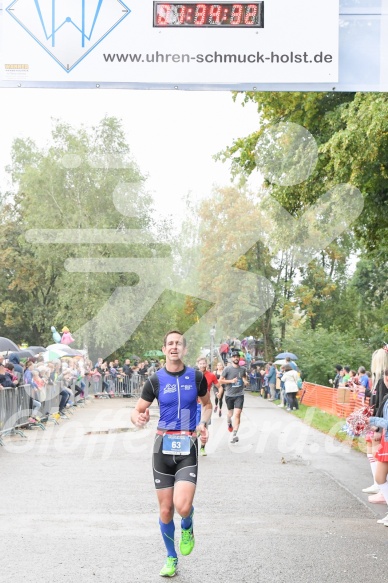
261, 308, 274, 361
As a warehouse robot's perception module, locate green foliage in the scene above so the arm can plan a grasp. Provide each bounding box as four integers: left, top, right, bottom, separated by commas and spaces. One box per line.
219, 92, 388, 251
0, 116, 166, 351
285, 326, 372, 386
213, 91, 387, 367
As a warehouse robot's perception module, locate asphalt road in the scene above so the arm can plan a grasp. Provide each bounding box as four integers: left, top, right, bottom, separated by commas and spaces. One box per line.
1, 393, 387, 583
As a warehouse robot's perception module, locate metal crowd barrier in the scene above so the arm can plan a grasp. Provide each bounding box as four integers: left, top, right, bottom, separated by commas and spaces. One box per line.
87, 373, 144, 398
0, 384, 31, 445
0, 376, 98, 445
38, 380, 61, 422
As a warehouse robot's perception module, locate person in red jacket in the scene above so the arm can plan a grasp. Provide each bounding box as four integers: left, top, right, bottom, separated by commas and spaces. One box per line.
196, 357, 221, 456
219, 341, 229, 365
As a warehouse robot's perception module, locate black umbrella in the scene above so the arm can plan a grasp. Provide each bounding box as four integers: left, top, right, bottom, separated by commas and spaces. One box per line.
252, 360, 266, 366
27, 346, 46, 355
11, 349, 35, 359
0, 337, 20, 352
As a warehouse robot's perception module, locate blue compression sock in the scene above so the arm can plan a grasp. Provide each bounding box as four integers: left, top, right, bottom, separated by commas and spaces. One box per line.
181, 506, 194, 530
159, 519, 177, 558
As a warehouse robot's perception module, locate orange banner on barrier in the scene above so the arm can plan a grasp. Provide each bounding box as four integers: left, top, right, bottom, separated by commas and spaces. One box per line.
299, 382, 367, 418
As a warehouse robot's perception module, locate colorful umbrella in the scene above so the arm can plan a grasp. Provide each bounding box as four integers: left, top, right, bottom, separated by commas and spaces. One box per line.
45, 344, 83, 356
144, 350, 164, 358
275, 352, 298, 360
43, 348, 69, 362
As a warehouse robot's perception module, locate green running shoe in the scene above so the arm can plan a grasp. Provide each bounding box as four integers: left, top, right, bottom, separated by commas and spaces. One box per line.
180, 525, 195, 556
159, 556, 178, 577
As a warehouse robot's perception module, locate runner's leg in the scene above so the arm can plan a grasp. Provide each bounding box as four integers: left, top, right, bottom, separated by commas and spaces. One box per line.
174, 481, 196, 555
233, 407, 242, 433
156, 488, 177, 558
226, 397, 234, 431
173, 481, 196, 522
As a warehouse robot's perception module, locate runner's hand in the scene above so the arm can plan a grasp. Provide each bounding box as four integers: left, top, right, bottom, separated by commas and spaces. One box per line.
136, 409, 150, 427
197, 424, 209, 445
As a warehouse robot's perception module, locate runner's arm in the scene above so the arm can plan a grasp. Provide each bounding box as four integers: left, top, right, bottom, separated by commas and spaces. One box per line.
242, 371, 249, 386
219, 375, 237, 385
197, 391, 212, 444
216, 384, 224, 399
195, 372, 212, 439
131, 397, 153, 427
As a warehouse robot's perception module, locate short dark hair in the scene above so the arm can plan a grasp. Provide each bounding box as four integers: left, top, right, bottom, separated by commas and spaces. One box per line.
344, 366, 350, 373
163, 330, 187, 347
335, 364, 343, 372
358, 366, 366, 374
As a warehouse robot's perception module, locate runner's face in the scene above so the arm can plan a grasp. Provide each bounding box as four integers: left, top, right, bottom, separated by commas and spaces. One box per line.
162, 333, 186, 364
198, 360, 207, 371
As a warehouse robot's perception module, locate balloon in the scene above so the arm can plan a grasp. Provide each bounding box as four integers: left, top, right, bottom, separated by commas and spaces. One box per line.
51, 326, 61, 343
61, 331, 75, 345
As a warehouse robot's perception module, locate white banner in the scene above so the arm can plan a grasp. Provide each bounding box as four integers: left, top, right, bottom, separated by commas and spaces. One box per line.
0, 0, 339, 85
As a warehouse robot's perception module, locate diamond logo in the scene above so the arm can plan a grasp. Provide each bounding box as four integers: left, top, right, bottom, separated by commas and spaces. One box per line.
6, 0, 131, 73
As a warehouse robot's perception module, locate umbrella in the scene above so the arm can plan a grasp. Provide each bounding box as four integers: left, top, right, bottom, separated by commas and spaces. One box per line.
45, 344, 83, 356
0, 337, 20, 352
130, 354, 141, 360
10, 349, 35, 359
275, 352, 298, 360
252, 360, 266, 366
27, 346, 46, 355
274, 359, 299, 370
43, 348, 73, 362
144, 350, 164, 358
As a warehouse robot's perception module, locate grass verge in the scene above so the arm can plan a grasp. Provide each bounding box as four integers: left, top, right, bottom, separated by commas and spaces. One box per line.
269, 397, 366, 453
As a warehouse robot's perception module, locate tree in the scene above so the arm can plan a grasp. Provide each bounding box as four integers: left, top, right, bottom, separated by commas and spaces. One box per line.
0, 117, 162, 353
217, 92, 388, 252
286, 326, 372, 386
214, 91, 388, 360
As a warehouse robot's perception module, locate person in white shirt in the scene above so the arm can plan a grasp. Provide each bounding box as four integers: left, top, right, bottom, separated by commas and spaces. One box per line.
282, 364, 299, 411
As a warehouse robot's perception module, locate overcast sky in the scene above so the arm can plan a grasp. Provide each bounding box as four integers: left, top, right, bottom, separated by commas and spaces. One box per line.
0, 89, 260, 224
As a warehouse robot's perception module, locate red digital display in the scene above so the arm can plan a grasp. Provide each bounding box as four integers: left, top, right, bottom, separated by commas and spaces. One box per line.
153, 2, 264, 28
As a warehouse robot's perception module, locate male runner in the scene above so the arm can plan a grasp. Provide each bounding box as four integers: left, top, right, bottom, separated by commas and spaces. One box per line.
218, 349, 249, 444
196, 357, 221, 456
131, 330, 212, 578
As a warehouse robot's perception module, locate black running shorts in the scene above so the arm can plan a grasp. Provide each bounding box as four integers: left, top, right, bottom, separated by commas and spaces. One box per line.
225, 395, 244, 411
152, 434, 199, 490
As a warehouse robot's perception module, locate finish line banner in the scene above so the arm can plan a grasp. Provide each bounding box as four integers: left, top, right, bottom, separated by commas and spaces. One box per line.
0, 0, 339, 86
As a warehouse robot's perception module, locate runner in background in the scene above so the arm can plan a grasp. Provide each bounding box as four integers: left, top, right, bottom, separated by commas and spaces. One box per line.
196, 357, 221, 456
214, 361, 226, 417
218, 350, 249, 444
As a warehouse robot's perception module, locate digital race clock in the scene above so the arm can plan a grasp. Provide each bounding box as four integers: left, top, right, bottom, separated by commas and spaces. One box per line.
153, 2, 264, 28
